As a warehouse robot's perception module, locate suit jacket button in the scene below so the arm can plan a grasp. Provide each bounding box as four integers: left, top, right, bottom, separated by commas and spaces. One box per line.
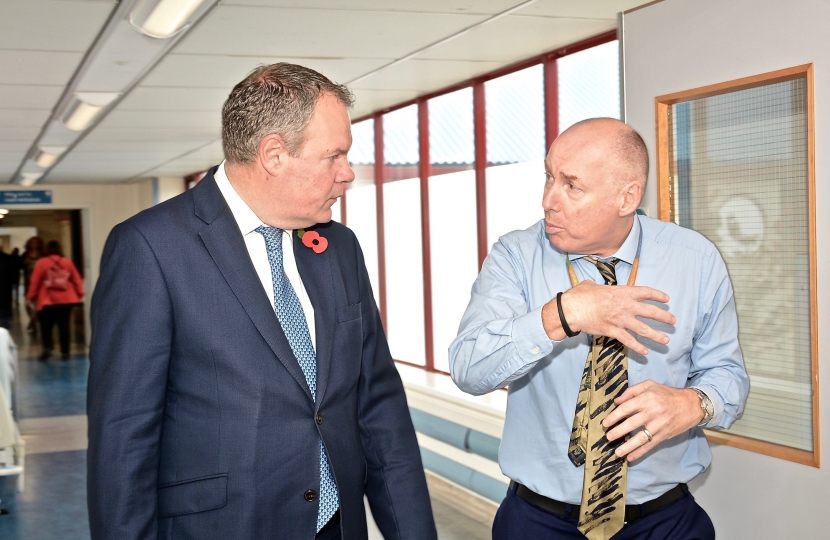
316, 412, 323, 425
304, 489, 317, 502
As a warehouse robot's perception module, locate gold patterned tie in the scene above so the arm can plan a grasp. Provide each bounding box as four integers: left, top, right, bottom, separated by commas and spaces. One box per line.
567, 257, 629, 540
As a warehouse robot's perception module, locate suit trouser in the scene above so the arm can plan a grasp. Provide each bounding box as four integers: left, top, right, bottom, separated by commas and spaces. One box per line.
492, 483, 715, 540
39, 304, 74, 354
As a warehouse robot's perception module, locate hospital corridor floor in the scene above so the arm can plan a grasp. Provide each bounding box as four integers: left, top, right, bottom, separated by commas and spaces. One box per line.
0, 302, 491, 540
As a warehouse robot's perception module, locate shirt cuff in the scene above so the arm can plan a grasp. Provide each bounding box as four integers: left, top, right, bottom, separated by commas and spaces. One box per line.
691, 384, 722, 428
512, 305, 554, 363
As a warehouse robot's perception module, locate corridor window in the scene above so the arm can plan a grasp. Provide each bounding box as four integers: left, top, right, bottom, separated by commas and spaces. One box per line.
347, 32, 621, 375
383, 105, 425, 366
657, 65, 818, 466
558, 40, 620, 132
347, 119, 379, 305
485, 65, 546, 247
428, 89, 477, 373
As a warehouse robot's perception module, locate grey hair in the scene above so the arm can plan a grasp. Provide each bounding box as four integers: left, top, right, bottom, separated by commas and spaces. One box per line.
222, 63, 354, 164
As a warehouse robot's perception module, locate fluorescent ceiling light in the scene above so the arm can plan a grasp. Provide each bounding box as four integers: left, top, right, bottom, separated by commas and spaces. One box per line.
140, 0, 208, 39
35, 152, 60, 168
20, 173, 43, 187
63, 93, 120, 132
35, 146, 68, 168
64, 102, 101, 132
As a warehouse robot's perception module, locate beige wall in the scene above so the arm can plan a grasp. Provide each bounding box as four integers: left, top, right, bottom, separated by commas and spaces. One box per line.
158, 177, 185, 204
622, 0, 829, 537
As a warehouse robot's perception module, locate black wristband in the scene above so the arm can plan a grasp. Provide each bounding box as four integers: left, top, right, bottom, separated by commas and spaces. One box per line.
556, 291, 580, 338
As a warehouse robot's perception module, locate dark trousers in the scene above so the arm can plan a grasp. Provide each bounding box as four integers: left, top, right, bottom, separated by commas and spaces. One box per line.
39, 304, 74, 354
492, 484, 715, 540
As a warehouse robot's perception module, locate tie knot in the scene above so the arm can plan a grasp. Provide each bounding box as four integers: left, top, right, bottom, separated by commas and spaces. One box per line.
584, 257, 620, 285
256, 225, 285, 244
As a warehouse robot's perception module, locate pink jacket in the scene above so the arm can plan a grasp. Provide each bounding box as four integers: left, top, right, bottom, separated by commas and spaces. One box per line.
26, 255, 85, 311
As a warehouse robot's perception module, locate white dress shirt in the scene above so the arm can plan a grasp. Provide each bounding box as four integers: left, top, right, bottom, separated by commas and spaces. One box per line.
214, 161, 316, 350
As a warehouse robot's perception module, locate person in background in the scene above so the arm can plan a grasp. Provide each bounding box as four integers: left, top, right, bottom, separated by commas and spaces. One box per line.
22, 237, 44, 334
0, 248, 17, 329
26, 241, 84, 360
10, 247, 21, 307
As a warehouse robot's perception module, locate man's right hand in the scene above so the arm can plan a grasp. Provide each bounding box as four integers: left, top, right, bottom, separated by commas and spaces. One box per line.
541, 280, 676, 355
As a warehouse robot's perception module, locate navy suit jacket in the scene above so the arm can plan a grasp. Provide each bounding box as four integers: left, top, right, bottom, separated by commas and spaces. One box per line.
87, 169, 436, 540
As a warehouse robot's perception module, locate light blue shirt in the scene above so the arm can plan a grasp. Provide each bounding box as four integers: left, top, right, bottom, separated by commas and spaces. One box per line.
449, 216, 749, 504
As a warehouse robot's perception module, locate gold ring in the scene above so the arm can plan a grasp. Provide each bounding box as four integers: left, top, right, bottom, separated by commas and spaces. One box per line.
642, 428, 653, 442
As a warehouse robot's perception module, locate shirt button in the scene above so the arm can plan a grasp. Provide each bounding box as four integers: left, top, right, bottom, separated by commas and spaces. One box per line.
316, 412, 323, 425
532, 346, 541, 355
304, 489, 317, 502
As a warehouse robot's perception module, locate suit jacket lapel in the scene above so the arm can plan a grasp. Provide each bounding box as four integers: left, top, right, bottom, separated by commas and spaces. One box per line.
293, 229, 336, 406
194, 173, 313, 401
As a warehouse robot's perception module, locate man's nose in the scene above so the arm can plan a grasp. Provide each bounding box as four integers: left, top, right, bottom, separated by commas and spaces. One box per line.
542, 185, 560, 212
339, 162, 356, 183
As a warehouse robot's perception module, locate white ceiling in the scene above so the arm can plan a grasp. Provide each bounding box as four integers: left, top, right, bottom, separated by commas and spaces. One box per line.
0, 0, 647, 184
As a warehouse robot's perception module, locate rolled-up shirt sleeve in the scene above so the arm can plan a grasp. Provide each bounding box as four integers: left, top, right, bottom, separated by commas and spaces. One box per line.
687, 245, 750, 429
449, 238, 554, 396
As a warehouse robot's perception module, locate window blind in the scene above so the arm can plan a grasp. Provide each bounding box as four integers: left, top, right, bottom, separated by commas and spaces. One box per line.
668, 77, 813, 451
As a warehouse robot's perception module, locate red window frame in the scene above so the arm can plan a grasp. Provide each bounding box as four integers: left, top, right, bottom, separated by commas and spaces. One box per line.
346, 30, 617, 373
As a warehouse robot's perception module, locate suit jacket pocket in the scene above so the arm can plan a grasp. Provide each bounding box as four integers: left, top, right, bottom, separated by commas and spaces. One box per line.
157, 473, 228, 519
337, 302, 362, 322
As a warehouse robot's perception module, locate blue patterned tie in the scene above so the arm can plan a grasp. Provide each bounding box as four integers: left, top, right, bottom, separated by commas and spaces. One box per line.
256, 226, 339, 532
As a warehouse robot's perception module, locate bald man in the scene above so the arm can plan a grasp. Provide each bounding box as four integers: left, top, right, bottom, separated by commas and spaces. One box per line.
450, 118, 748, 540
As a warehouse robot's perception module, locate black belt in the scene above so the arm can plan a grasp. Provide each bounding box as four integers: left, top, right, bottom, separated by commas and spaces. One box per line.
513, 482, 687, 523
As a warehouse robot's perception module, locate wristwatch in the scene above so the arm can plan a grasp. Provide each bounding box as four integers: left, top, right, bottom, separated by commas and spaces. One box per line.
691, 387, 715, 427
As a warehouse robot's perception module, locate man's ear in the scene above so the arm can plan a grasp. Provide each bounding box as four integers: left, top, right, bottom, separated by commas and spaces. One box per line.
259, 134, 288, 176
619, 180, 643, 216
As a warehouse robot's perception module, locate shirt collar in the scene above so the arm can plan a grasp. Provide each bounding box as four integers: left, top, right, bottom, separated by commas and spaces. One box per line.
214, 160, 293, 238
568, 215, 641, 265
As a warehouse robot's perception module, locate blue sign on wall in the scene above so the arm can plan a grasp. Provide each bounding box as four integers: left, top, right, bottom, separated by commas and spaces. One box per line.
0, 191, 53, 204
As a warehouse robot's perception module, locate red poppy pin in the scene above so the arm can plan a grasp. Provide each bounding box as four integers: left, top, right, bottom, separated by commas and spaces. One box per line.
298, 229, 328, 254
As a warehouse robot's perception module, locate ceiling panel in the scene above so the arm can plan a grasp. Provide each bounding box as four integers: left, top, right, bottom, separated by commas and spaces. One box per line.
3, 0, 628, 184
0, 127, 40, 141
45, 170, 149, 182
83, 126, 221, 142
174, 6, 488, 59
351, 59, 504, 91
0, 140, 35, 152
0, 165, 21, 182
351, 89, 422, 118
0, 85, 64, 110
0, 50, 84, 85
71, 139, 206, 154
417, 15, 614, 62
0, 0, 116, 52
56, 150, 189, 163
220, 0, 519, 14
118, 87, 231, 111
516, 0, 649, 18
141, 54, 389, 89
0, 109, 52, 128
148, 140, 226, 176
96, 110, 221, 129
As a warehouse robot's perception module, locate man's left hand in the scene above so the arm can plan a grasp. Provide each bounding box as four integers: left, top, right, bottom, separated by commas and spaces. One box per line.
603, 381, 705, 462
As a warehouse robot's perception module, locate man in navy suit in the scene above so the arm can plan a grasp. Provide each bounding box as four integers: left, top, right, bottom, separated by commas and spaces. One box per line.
87, 63, 437, 540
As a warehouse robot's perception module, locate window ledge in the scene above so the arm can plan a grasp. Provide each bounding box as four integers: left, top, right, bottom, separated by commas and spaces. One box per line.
396, 363, 506, 439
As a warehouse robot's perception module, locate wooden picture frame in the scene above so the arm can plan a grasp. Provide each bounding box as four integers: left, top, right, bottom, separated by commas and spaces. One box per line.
655, 64, 819, 468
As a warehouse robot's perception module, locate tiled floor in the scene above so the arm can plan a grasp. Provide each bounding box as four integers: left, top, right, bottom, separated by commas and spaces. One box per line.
0, 300, 492, 539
